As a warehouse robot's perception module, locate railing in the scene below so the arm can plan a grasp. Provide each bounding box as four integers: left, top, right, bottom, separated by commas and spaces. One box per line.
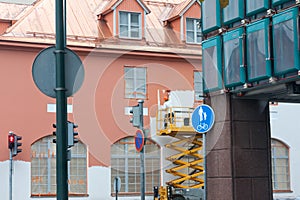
156, 107, 195, 135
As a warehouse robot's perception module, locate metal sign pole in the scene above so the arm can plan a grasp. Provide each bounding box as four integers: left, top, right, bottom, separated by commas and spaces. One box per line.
140, 148, 145, 200
115, 178, 118, 200
55, 0, 68, 199
203, 133, 206, 200
138, 100, 145, 200
9, 150, 12, 200
114, 176, 121, 200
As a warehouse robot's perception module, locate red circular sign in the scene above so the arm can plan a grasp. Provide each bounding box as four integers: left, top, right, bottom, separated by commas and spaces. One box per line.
134, 129, 144, 152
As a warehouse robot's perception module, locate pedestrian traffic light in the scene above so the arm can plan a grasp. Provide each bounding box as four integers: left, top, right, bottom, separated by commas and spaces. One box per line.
8, 131, 22, 157
52, 124, 57, 143
67, 121, 79, 148
8, 132, 15, 150
129, 105, 142, 128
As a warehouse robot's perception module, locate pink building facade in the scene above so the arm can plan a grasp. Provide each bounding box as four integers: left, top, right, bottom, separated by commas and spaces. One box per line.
0, 0, 202, 199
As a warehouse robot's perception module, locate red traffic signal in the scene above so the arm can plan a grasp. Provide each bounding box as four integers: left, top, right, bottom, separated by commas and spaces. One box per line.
8, 134, 15, 149
8, 131, 22, 157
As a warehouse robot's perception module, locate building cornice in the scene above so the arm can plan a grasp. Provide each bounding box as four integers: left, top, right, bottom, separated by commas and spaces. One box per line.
0, 37, 202, 60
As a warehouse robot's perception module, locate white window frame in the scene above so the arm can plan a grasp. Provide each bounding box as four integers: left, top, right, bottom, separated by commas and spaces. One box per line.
271, 138, 291, 192
119, 11, 142, 39
186, 17, 201, 44
31, 135, 88, 196
111, 137, 161, 194
124, 66, 147, 99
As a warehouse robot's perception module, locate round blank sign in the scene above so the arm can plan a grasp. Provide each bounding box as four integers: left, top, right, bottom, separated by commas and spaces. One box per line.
32, 46, 84, 98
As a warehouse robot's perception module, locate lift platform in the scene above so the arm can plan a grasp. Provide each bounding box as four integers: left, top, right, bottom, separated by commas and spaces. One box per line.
157, 107, 204, 189
156, 107, 195, 136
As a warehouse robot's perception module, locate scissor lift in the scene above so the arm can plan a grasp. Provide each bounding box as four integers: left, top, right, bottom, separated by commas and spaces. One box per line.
156, 107, 204, 189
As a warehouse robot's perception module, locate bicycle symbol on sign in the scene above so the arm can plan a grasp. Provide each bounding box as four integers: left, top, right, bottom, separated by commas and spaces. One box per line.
196, 107, 209, 131
197, 123, 209, 131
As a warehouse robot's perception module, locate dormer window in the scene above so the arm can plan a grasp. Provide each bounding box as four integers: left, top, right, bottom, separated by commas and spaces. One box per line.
98, 0, 150, 40
119, 11, 141, 39
162, 0, 201, 44
186, 18, 201, 44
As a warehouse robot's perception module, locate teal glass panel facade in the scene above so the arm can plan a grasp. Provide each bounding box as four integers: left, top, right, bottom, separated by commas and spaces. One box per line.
223, 28, 245, 88
246, 19, 272, 82
202, 36, 222, 92
272, 0, 292, 6
246, 0, 269, 16
201, 0, 221, 33
272, 8, 299, 76
223, 0, 244, 25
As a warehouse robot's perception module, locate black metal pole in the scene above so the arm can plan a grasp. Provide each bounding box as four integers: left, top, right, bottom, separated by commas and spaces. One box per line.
115, 178, 118, 200
138, 100, 145, 200
55, 0, 68, 199
63, 0, 66, 48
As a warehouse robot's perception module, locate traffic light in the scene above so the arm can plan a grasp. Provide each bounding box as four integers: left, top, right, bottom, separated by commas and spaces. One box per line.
8, 132, 15, 150
67, 121, 79, 148
52, 124, 57, 143
52, 122, 79, 147
129, 105, 142, 128
8, 132, 22, 157
129, 100, 144, 128
13, 134, 22, 157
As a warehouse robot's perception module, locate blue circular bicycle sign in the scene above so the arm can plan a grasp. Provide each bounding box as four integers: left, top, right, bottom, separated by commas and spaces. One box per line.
191, 104, 215, 133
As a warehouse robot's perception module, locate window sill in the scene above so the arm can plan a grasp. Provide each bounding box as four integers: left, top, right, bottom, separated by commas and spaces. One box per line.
118, 36, 143, 40
273, 190, 293, 193
186, 42, 201, 45
31, 193, 89, 198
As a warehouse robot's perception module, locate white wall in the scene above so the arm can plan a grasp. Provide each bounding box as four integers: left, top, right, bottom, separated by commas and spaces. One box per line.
0, 161, 154, 200
270, 103, 300, 200
0, 160, 31, 200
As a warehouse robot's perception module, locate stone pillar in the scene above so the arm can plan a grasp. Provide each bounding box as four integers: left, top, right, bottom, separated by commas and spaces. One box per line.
205, 93, 273, 200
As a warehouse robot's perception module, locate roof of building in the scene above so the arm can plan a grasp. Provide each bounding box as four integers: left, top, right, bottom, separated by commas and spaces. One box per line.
164, 0, 200, 22
0, 0, 201, 55
0, 2, 33, 21
0, 0, 36, 5
99, 0, 151, 16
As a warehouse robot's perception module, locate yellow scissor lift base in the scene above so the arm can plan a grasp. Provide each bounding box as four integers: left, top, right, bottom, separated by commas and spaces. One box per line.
156, 107, 204, 189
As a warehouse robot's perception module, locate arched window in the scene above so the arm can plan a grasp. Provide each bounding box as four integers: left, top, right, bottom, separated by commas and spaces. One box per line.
111, 136, 161, 195
31, 135, 87, 196
271, 138, 290, 191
